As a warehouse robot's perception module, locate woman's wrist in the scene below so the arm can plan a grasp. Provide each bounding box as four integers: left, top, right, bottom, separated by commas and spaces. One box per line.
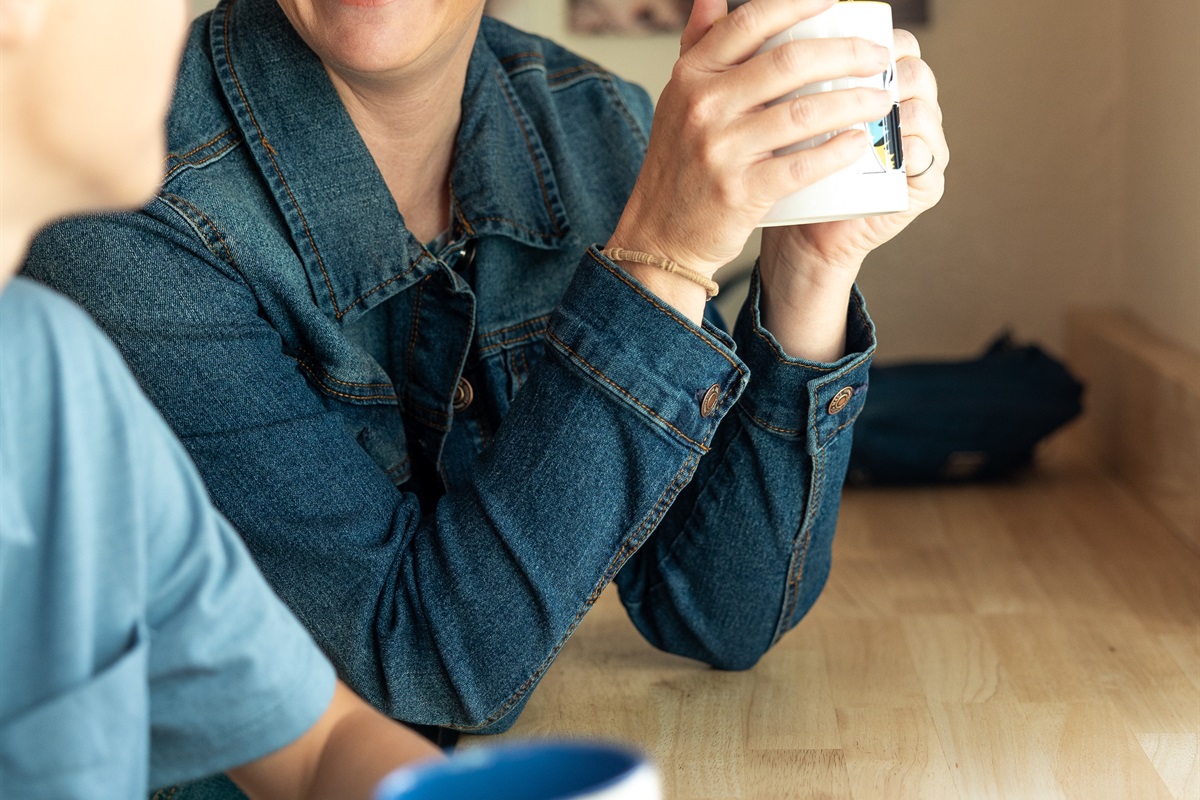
757, 248, 859, 363
603, 240, 709, 325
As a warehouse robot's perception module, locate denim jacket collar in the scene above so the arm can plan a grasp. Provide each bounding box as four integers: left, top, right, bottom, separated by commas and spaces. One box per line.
209, 0, 572, 325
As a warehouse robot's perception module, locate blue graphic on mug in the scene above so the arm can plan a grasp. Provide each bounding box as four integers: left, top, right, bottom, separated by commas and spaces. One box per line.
863, 64, 903, 172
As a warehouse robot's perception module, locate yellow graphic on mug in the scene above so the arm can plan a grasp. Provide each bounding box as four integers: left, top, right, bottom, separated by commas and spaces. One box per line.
863, 64, 903, 173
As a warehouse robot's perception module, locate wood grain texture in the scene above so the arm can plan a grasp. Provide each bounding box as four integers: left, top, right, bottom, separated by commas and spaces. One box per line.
461, 442, 1200, 798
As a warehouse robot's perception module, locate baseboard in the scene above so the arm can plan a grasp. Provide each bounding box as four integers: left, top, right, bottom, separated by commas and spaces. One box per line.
1068, 309, 1200, 553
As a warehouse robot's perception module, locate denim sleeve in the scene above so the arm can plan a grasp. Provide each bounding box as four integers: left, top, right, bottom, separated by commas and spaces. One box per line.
614, 263, 875, 668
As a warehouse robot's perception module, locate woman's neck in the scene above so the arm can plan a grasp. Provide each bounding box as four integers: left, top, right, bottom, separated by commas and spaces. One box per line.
322, 26, 477, 244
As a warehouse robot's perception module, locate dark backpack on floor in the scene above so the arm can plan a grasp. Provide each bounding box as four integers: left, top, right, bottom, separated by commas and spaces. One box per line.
847, 333, 1084, 485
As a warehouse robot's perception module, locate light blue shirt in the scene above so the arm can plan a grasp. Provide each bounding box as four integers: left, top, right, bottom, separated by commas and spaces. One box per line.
0, 278, 336, 798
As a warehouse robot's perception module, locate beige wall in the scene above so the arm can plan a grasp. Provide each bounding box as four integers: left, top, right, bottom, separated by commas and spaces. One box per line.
1121, 0, 1200, 355
190, 0, 1197, 360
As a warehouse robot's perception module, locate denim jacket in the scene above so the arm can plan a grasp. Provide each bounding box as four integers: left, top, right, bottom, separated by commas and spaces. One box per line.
26, 0, 875, 735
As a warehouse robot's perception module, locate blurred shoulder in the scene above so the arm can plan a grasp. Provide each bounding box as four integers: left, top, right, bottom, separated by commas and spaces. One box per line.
0, 277, 140, 410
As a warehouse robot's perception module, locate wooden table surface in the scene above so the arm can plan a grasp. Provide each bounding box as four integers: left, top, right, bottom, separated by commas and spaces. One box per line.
461, 442, 1200, 799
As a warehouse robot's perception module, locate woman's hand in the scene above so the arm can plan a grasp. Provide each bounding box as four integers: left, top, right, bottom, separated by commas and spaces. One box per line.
606, 0, 896, 318
760, 28, 949, 287
755, 27, 948, 360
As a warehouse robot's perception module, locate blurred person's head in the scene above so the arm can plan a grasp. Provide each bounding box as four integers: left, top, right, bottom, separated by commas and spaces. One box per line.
0, 0, 188, 281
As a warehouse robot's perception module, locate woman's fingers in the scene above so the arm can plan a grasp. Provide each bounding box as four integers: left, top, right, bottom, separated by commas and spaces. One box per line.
744, 128, 871, 207
902, 135, 935, 178
680, 0, 732, 56
892, 28, 921, 61
898, 96, 949, 168
686, 0, 837, 68
720, 36, 891, 111
896, 54, 938, 109
734, 87, 893, 157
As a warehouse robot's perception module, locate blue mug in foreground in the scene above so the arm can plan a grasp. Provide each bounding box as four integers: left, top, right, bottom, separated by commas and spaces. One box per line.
374, 740, 661, 800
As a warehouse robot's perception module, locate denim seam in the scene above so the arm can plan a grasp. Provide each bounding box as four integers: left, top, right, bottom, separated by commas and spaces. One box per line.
741, 409, 804, 437
403, 280, 426, 410
163, 128, 243, 183
294, 349, 394, 388
160, 193, 240, 274
404, 400, 451, 432
546, 65, 595, 81
772, 446, 824, 645
823, 409, 863, 447
507, 63, 549, 81
589, 251, 745, 376
453, 452, 699, 731
640, 411, 743, 597
511, 349, 530, 391
599, 73, 648, 150
494, 68, 564, 237
169, 129, 236, 161
221, 0, 343, 316
477, 327, 548, 355
741, 395, 862, 440
335, 253, 430, 319
546, 330, 709, 453
499, 51, 542, 65
290, 355, 396, 392
449, 185, 476, 237
752, 321, 838, 372
478, 314, 551, 342
463, 215, 558, 241
294, 359, 398, 402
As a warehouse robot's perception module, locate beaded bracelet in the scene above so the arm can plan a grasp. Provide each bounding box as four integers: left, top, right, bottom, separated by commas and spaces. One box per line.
603, 248, 720, 299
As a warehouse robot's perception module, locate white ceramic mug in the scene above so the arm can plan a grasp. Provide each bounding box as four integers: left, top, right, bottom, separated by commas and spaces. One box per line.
756, 1, 907, 226
374, 741, 662, 800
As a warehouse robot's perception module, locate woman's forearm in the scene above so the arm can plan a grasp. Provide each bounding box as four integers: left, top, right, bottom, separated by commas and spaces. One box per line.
229, 681, 442, 800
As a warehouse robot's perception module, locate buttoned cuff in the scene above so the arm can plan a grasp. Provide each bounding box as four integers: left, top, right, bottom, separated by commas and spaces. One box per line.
546, 246, 750, 454
732, 264, 876, 454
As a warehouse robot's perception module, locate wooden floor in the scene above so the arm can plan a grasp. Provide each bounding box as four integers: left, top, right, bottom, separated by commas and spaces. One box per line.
462, 438, 1200, 799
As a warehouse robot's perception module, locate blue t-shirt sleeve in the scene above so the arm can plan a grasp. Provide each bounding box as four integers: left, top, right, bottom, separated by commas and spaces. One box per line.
138, 395, 337, 787
0, 278, 336, 791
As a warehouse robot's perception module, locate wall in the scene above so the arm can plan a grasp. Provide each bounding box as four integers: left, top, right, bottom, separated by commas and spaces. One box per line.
1121, 0, 1200, 356
189, 0, 1196, 362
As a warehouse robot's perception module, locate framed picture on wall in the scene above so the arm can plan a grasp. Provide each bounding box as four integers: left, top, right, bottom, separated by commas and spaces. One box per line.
568, 0, 928, 36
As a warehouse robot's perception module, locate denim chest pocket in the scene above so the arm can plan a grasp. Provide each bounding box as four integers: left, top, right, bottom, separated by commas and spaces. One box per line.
291, 349, 413, 487
0, 629, 149, 792
474, 316, 550, 415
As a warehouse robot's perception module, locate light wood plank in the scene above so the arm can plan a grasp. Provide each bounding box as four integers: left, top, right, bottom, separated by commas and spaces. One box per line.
1023, 702, 1175, 800
836, 707, 958, 799
819, 618, 926, 710
746, 628, 840, 751
1137, 733, 1200, 800
928, 701, 1065, 799
901, 615, 1004, 704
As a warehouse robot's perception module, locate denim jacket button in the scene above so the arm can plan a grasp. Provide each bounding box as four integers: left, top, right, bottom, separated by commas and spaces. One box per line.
453, 378, 474, 412
700, 384, 721, 417
827, 386, 854, 415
